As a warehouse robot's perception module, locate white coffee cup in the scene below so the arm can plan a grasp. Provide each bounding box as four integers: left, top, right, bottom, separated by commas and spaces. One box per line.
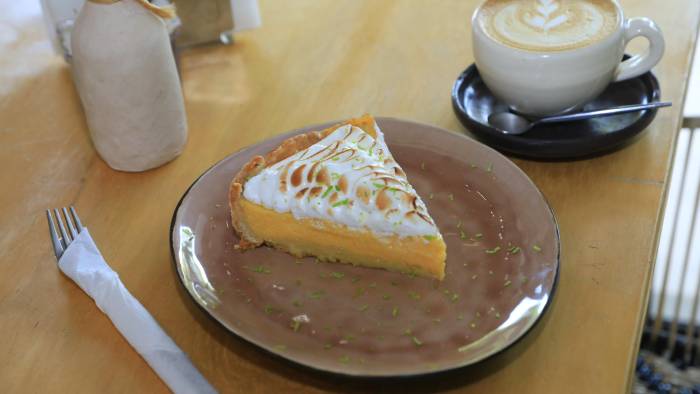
472, 0, 665, 116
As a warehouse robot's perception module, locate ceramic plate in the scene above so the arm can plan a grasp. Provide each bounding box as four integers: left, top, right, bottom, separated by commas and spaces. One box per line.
170, 118, 560, 376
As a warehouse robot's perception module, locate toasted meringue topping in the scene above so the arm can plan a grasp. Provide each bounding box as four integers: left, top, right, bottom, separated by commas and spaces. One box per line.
242, 123, 441, 237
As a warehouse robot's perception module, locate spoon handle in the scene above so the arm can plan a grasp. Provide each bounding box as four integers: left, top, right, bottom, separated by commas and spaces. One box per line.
537, 101, 672, 124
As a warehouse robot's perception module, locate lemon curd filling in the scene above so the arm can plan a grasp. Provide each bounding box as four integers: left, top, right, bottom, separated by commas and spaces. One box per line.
238, 199, 446, 279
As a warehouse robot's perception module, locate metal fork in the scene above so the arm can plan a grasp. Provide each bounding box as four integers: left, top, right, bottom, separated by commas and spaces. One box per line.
46, 206, 83, 260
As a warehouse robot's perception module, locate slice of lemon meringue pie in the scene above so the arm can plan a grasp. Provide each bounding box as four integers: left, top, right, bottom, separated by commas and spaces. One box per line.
229, 115, 446, 280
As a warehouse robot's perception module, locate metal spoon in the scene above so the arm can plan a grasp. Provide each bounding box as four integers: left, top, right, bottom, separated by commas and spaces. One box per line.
488, 101, 672, 135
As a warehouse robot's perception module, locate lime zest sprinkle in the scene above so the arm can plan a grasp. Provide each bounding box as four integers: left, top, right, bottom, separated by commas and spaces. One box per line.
321, 186, 334, 199
404, 328, 412, 335
412, 336, 423, 346
474, 233, 483, 239
359, 304, 369, 312
456, 220, 463, 229
421, 162, 426, 170
504, 280, 512, 287
332, 199, 350, 208
353, 287, 366, 298
324, 344, 333, 350
334, 185, 341, 191
448, 193, 455, 201
368, 282, 377, 288
408, 291, 421, 300
264, 305, 277, 314
485, 246, 501, 254
309, 290, 325, 299
429, 193, 434, 200
382, 294, 391, 300
372, 182, 385, 189
486, 163, 493, 172
509, 246, 521, 254
291, 320, 301, 332
251, 265, 271, 274
423, 234, 436, 241
351, 276, 361, 283
392, 307, 399, 317
292, 300, 303, 307
330, 272, 345, 279
339, 355, 351, 364
533, 244, 542, 252
450, 293, 459, 302
459, 230, 467, 240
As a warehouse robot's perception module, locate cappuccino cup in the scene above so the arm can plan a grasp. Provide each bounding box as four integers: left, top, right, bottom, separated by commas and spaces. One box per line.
472, 0, 665, 116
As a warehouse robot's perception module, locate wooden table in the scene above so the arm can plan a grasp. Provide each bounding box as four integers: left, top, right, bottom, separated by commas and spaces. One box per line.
2, 1, 698, 392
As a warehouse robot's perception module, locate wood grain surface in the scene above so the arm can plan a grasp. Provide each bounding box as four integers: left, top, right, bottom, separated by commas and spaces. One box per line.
1, 1, 698, 393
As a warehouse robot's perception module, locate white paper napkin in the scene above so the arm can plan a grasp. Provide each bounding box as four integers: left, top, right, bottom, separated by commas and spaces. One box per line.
59, 228, 217, 394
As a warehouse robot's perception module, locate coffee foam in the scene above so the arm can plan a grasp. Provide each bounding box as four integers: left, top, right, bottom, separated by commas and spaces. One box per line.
477, 0, 619, 52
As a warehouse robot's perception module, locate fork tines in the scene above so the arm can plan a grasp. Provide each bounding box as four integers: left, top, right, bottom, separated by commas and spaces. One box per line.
46, 206, 83, 260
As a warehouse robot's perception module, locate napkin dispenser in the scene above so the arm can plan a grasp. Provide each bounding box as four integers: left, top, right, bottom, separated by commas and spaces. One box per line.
40, 0, 261, 59
173, 0, 261, 47
173, 0, 234, 46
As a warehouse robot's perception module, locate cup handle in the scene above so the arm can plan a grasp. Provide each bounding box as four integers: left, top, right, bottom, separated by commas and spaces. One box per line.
614, 17, 665, 82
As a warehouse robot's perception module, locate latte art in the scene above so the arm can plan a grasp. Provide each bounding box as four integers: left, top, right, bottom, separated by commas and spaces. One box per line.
477, 0, 619, 52
526, 0, 568, 30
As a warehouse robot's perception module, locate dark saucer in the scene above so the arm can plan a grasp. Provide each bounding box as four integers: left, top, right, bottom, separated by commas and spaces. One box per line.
451, 59, 662, 160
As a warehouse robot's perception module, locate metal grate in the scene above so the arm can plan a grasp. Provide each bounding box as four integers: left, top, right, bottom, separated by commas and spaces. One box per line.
638, 129, 700, 392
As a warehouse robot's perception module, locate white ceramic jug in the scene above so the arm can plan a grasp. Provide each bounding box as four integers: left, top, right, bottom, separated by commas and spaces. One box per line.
71, 0, 187, 172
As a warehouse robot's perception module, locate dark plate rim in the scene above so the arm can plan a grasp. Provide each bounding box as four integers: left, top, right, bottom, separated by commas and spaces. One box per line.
169, 117, 562, 378
451, 60, 661, 160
